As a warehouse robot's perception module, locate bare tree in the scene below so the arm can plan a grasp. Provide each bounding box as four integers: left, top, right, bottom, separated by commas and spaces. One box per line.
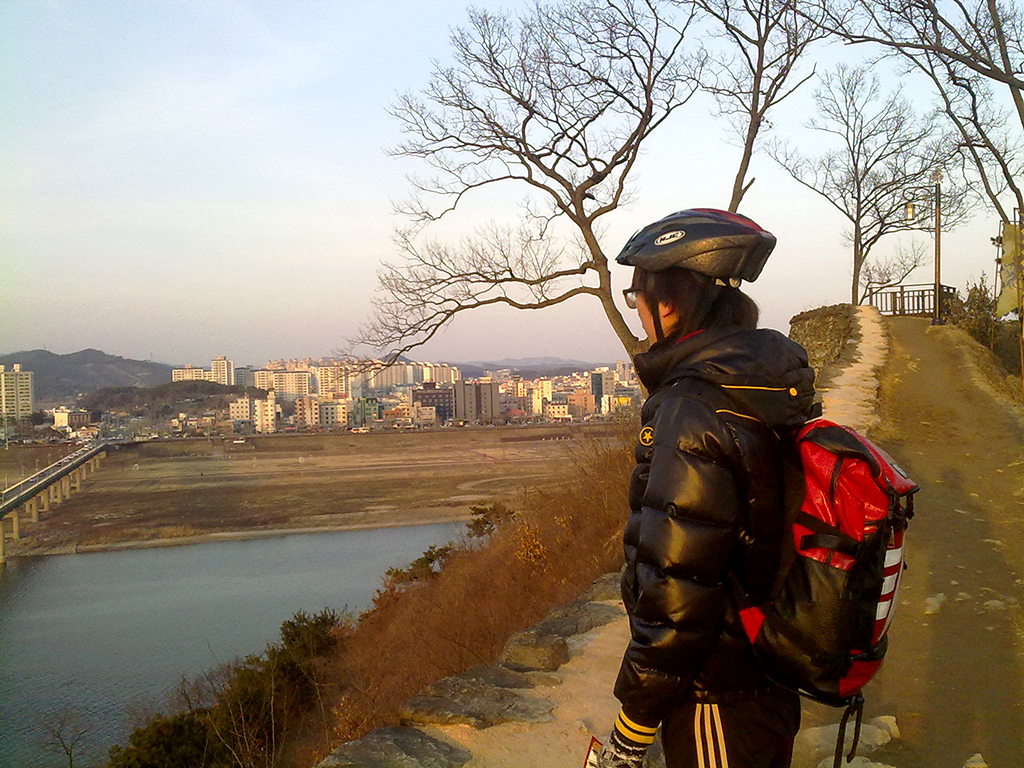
693, 0, 828, 210
817, 0, 1024, 221
770, 64, 971, 302
36, 708, 92, 768
859, 239, 929, 303
355, 0, 702, 362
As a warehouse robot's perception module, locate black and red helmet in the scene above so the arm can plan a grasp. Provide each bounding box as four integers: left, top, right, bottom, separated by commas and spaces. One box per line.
615, 208, 776, 282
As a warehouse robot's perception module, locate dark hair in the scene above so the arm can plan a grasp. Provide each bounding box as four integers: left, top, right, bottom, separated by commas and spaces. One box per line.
632, 266, 759, 342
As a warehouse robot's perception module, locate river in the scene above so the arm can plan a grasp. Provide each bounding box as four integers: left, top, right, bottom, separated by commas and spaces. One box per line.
0, 522, 462, 768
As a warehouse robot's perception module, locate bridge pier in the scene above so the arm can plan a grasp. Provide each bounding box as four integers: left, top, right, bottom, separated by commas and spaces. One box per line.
38, 490, 50, 513
71, 469, 82, 492
25, 497, 38, 523
0, 519, 6, 562
9, 509, 20, 540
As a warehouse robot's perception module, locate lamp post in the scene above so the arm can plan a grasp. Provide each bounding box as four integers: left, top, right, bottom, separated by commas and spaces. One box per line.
932, 171, 943, 324
904, 170, 944, 324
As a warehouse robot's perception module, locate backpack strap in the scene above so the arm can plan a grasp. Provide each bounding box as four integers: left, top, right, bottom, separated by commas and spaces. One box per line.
794, 511, 861, 557
833, 693, 865, 768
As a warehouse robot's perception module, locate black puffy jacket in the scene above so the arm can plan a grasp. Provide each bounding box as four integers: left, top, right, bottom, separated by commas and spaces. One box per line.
614, 326, 817, 728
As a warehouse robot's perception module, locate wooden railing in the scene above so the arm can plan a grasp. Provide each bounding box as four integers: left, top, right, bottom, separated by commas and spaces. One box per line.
869, 283, 958, 318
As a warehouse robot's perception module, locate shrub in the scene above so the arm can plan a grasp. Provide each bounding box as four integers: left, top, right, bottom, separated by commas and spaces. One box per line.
464, 502, 515, 538
107, 711, 226, 768
109, 609, 343, 768
947, 275, 1023, 374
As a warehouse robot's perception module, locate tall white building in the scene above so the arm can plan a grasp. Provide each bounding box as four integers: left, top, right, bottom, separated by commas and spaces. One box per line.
0, 364, 34, 426
312, 366, 350, 397
253, 392, 278, 434
210, 356, 235, 386
253, 370, 276, 391
272, 371, 312, 399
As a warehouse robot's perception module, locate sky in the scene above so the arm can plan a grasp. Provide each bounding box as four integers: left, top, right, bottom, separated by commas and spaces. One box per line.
0, 0, 1009, 368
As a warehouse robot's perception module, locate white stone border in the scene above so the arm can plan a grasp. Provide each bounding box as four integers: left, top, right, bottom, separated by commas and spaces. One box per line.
820, 305, 888, 436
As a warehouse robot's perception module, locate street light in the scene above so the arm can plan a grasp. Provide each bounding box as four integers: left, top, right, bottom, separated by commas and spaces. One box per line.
904, 171, 944, 324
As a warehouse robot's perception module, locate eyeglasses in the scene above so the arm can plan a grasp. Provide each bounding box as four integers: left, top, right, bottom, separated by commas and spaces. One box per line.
622, 288, 641, 310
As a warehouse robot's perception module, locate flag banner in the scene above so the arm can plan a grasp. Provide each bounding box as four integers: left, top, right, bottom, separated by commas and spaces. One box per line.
997, 221, 1023, 317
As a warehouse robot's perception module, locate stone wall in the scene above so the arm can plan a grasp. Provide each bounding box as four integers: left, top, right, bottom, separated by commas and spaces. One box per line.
789, 303, 856, 391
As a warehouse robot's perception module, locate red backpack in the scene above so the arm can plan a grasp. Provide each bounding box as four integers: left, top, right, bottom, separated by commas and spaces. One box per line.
738, 419, 919, 768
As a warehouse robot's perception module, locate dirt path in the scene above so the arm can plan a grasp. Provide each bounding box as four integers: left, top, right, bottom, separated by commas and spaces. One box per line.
866, 317, 1024, 768
414, 315, 1024, 768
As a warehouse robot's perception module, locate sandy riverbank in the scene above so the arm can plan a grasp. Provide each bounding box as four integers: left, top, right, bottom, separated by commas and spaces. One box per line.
4, 427, 589, 558
73, 509, 476, 554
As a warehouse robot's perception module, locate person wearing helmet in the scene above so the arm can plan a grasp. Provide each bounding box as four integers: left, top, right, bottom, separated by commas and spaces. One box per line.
596, 209, 818, 768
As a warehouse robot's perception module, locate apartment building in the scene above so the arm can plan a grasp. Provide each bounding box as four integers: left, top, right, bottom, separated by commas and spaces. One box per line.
229, 397, 255, 421
318, 399, 348, 428
253, 392, 278, 434
234, 367, 256, 388
312, 366, 350, 397
172, 356, 235, 386
412, 382, 455, 423
272, 371, 312, 399
294, 395, 320, 429
351, 398, 380, 427
172, 365, 207, 382
210, 356, 234, 386
0, 364, 33, 426
253, 369, 275, 391
453, 380, 501, 422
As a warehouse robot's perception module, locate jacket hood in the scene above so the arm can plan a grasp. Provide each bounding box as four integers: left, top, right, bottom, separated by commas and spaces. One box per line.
634, 327, 817, 429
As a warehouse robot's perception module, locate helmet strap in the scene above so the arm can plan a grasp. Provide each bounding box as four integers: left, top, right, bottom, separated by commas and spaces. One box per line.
643, 270, 667, 344
652, 306, 665, 344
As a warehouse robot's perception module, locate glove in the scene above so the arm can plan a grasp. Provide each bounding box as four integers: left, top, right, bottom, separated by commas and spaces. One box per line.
595, 710, 657, 768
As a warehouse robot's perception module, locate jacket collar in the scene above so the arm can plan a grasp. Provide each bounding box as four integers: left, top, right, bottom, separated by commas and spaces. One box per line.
633, 326, 747, 391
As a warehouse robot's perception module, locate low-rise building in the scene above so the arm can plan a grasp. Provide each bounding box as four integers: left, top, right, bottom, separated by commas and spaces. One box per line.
318, 399, 348, 428
543, 401, 570, 422
412, 382, 455, 423
52, 406, 92, 431
567, 389, 595, 420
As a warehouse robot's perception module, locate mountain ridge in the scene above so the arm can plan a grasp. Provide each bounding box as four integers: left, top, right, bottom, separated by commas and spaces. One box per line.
0, 349, 174, 406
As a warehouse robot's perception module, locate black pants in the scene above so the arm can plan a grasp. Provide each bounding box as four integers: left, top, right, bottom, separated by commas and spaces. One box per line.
661, 689, 801, 768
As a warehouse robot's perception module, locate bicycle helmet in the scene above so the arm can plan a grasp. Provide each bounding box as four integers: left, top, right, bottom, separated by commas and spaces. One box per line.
615, 208, 776, 283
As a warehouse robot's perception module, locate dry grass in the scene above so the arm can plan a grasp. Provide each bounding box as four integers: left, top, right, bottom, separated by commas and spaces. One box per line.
283, 419, 636, 766
930, 323, 1024, 419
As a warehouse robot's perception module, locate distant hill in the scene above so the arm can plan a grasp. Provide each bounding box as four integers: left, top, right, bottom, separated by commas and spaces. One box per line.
79, 380, 266, 418
449, 356, 611, 379
0, 349, 173, 406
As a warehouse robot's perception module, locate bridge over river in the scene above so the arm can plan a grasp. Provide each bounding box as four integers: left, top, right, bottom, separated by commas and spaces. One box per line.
0, 441, 107, 561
